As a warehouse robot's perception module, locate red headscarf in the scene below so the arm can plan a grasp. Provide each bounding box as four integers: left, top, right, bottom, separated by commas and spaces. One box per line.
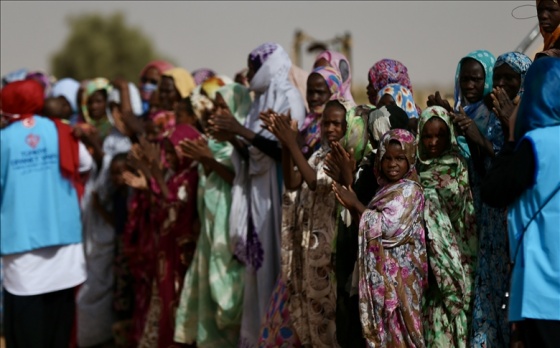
1, 80, 83, 199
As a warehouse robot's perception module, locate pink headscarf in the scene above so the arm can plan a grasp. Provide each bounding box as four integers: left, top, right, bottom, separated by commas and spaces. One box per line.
315, 50, 355, 104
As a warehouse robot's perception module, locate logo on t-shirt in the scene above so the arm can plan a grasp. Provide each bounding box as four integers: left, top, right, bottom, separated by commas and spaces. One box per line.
22, 117, 36, 128
26, 134, 40, 149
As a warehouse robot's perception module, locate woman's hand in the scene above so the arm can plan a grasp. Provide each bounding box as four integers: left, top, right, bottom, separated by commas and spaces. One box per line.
269, 111, 298, 146
332, 182, 360, 211
259, 108, 276, 132
452, 106, 483, 141
426, 91, 453, 113
324, 142, 355, 187
491, 87, 519, 137
138, 136, 161, 170
179, 137, 213, 162
122, 170, 148, 190
210, 106, 244, 135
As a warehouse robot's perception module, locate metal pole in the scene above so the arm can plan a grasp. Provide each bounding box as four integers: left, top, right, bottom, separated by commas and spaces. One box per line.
515, 23, 541, 54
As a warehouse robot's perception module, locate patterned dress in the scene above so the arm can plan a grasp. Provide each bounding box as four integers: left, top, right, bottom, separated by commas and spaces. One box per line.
417, 107, 478, 347
358, 129, 428, 348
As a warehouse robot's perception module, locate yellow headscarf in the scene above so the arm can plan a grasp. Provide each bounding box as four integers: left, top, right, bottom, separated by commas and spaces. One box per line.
162, 67, 196, 98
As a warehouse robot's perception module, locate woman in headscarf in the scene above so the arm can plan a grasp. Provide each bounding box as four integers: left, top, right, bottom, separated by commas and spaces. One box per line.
481, 56, 560, 348
536, 0, 560, 53
367, 59, 412, 101
314, 50, 355, 105
299, 66, 343, 158
76, 79, 143, 348
50, 77, 81, 123
174, 83, 251, 348
471, 51, 532, 348
333, 129, 427, 348
159, 67, 196, 112
129, 123, 201, 348
416, 106, 477, 348
259, 98, 367, 347
209, 42, 306, 348
79, 77, 113, 140
139, 60, 174, 114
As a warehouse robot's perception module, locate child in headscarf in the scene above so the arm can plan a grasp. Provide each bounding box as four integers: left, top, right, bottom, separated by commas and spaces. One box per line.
139, 60, 174, 114
174, 83, 251, 348
259, 99, 367, 347
333, 129, 427, 348
416, 106, 477, 348
377, 83, 419, 119
314, 50, 355, 105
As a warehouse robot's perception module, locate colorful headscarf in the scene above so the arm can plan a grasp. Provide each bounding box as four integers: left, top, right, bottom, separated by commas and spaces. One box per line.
248, 42, 279, 73
494, 52, 532, 96
81, 77, 112, 123
299, 66, 343, 156
139, 60, 175, 79
162, 68, 196, 99
200, 76, 234, 100
368, 59, 414, 98
151, 110, 176, 135
315, 50, 355, 104
417, 106, 461, 164
50, 78, 81, 114
377, 83, 419, 119
310, 66, 343, 101
536, 0, 560, 50
215, 83, 252, 124
374, 129, 418, 187
514, 56, 560, 140
192, 68, 217, 86
367, 105, 410, 143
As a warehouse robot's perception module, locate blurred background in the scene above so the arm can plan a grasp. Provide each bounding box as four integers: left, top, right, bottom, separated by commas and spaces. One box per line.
0, 1, 544, 107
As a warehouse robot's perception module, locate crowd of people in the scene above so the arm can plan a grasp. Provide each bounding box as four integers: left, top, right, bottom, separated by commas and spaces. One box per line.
1, 1, 559, 347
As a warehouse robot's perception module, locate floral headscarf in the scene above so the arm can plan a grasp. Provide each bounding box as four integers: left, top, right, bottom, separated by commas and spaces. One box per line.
192, 68, 217, 86
299, 66, 343, 156
514, 56, 560, 140
315, 50, 355, 104
417, 106, 461, 164
151, 110, 176, 135
377, 83, 419, 119
494, 52, 532, 96
368, 59, 414, 98
374, 129, 418, 186
248, 42, 279, 72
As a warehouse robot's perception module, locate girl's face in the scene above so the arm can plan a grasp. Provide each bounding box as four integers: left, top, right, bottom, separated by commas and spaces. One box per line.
87, 90, 107, 120
366, 80, 377, 105
377, 94, 396, 108
421, 117, 450, 159
163, 139, 179, 170
307, 73, 332, 112
459, 59, 485, 104
381, 141, 409, 182
321, 105, 347, 144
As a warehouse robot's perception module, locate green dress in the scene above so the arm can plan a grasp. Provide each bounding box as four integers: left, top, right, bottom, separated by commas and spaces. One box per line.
417, 107, 478, 347
174, 138, 245, 347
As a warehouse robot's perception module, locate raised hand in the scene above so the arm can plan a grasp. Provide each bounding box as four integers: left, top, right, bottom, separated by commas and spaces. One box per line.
324, 142, 355, 187
138, 136, 161, 170
259, 108, 276, 132
269, 111, 297, 146
122, 170, 148, 190
179, 137, 213, 162
491, 87, 519, 136
427, 91, 453, 113
332, 182, 360, 212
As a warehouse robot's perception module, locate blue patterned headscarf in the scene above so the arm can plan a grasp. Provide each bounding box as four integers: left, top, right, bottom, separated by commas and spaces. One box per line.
248, 42, 279, 73
514, 57, 560, 141
494, 52, 532, 96
377, 83, 419, 119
